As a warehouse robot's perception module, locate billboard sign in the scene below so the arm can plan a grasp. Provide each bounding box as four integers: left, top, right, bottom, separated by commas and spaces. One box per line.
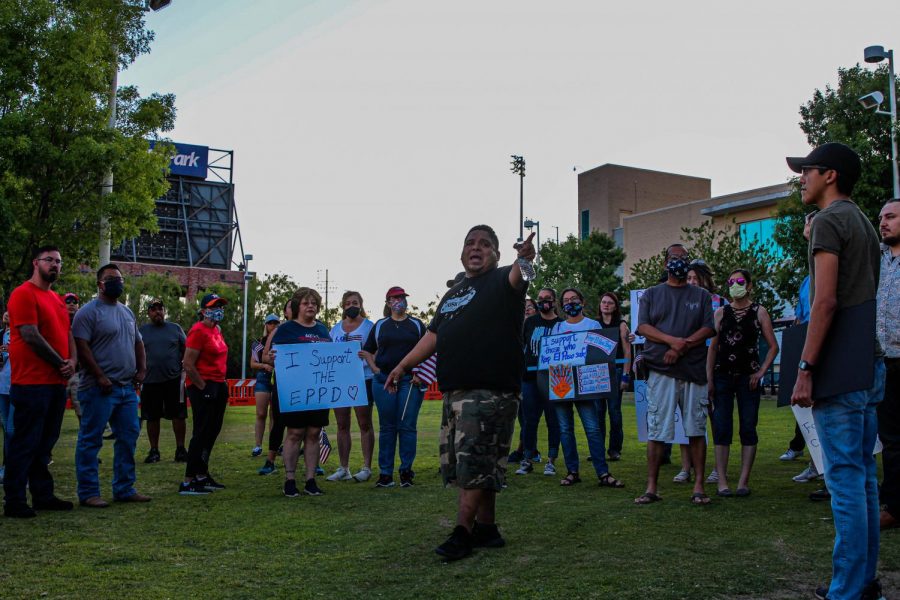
150, 141, 209, 179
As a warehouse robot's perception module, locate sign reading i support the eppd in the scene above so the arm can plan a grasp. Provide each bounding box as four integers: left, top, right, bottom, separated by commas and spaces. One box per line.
275, 341, 367, 412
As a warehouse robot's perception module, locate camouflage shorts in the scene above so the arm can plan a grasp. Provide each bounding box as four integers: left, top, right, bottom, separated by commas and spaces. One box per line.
439, 389, 520, 491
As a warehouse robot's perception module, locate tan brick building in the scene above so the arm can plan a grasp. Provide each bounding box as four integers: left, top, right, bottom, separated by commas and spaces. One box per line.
577, 163, 791, 281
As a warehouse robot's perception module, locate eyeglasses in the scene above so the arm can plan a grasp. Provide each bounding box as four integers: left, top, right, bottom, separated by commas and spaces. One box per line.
37, 257, 62, 265
728, 278, 747, 286
65, 298, 79, 305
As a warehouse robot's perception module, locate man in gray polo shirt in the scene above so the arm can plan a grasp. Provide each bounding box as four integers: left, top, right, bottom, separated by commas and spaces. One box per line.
139, 299, 187, 464
72, 264, 150, 508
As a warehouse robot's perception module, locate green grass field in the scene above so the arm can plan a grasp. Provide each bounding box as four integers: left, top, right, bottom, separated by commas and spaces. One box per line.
1, 395, 897, 599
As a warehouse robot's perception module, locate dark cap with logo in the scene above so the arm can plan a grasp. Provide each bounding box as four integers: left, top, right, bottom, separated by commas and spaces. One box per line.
786, 142, 862, 185
147, 298, 165, 310
199, 293, 228, 308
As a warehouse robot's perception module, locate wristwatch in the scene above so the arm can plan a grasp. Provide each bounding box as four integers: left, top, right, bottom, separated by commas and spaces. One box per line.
798, 360, 815, 373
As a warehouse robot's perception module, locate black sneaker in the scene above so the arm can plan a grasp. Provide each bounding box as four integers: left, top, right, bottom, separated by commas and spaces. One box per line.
472, 521, 505, 548
399, 470, 414, 487
283, 480, 300, 498
862, 578, 884, 600
608, 451, 621, 462
507, 450, 523, 463
198, 476, 225, 491
814, 585, 828, 600
375, 474, 395, 488
810, 488, 831, 502
144, 449, 161, 464
303, 478, 324, 496
435, 525, 473, 561
179, 479, 211, 496
174, 447, 188, 463
4, 504, 37, 518
32, 496, 74, 511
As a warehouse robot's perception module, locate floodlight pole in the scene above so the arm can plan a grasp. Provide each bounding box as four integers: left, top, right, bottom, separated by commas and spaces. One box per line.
241, 254, 252, 379
511, 155, 526, 241
887, 51, 899, 198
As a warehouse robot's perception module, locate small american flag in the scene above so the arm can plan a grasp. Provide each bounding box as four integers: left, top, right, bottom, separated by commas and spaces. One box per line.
250, 338, 265, 361
412, 353, 438, 386
319, 428, 332, 464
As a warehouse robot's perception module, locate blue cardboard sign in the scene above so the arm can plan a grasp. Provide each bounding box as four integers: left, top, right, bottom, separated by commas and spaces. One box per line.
274, 341, 367, 412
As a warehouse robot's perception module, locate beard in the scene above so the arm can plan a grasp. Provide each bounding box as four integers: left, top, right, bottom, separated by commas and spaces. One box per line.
40, 270, 59, 283
883, 234, 899, 247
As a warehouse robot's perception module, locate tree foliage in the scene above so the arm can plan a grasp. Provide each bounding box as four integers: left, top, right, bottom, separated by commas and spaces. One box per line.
0, 0, 176, 298
531, 231, 625, 317
628, 221, 782, 317
773, 64, 899, 306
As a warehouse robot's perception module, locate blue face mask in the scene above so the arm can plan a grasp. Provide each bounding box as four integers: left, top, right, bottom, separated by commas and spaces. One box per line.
562, 302, 583, 317
204, 308, 225, 322
102, 280, 124, 299
389, 298, 407, 313
666, 258, 689, 280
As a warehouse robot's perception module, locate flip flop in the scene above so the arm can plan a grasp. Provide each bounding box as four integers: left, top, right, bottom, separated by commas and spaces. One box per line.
691, 492, 712, 505
735, 488, 751, 497
716, 488, 733, 497
634, 492, 663, 505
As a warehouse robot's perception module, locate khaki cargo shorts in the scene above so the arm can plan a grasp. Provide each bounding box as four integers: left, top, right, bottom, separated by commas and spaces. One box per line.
646, 371, 708, 441
439, 389, 520, 491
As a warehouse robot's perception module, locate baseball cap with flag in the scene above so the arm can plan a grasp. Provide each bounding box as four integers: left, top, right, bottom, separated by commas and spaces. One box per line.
199, 293, 228, 308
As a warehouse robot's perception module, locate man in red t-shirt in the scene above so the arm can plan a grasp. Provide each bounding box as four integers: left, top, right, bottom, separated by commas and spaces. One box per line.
3, 245, 77, 518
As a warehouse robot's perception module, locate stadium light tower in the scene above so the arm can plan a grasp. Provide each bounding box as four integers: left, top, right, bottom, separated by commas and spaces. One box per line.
510, 155, 526, 242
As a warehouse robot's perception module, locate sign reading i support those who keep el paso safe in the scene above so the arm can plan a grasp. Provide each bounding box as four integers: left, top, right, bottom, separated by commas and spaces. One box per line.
275, 341, 367, 412
537, 329, 619, 402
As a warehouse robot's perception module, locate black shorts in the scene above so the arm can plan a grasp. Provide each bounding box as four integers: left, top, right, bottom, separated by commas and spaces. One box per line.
272, 385, 329, 429
140, 378, 187, 421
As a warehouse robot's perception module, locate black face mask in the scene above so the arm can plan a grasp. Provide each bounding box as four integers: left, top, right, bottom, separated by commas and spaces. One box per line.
666, 258, 689, 280
537, 300, 555, 314
343, 306, 361, 319
102, 280, 124, 299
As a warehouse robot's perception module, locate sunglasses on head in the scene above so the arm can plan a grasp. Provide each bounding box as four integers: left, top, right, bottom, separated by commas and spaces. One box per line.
728, 277, 747, 286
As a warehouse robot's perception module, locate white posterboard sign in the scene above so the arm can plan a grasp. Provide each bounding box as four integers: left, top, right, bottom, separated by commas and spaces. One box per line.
791, 405, 883, 475
275, 341, 367, 413
538, 331, 589, 370
634, 379, 691, 444
630, 289, 646, 344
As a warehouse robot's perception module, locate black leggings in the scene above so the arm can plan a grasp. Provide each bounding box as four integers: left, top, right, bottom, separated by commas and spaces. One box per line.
185, 381, 228, 478
267, 387, 286, 453
789, 423, 806, 452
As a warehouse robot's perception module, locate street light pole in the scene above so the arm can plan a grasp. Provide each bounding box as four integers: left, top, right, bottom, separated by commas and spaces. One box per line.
241, 253, 253, 380
552, 225, 560, 245
863, 45, 900, 198
510, 155, 526, 241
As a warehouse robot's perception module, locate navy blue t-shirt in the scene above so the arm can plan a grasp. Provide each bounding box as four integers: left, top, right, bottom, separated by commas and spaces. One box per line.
363, 316, 425, 374
272, 320, 331, 346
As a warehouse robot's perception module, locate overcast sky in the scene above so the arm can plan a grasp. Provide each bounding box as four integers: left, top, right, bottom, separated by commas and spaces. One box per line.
121, 0, 900, 312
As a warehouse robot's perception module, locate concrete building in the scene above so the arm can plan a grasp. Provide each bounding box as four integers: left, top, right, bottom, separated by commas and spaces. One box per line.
577, 163, 792, 280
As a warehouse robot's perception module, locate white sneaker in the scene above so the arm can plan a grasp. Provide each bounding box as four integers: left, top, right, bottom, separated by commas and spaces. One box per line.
673, 470, 691, 483
706, 470, 719, 484
792, 462, 820, 483
515, 460, 534, 475
543, 462, 557, 476
352, 467, 372, 482
779, 448, 803, 461
326, 466, 352, 482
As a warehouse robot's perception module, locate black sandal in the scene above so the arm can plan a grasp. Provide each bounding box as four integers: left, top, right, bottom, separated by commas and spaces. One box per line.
560, 472, 581, 486
598, 473, 624, 488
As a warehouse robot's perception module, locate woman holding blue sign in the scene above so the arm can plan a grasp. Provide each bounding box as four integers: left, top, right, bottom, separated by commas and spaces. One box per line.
265, 287, 332, 498
550, 288, 624, 489
363, 286, 426, 489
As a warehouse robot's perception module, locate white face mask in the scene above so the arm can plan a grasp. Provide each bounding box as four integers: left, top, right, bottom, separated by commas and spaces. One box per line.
729, 284, 748, 299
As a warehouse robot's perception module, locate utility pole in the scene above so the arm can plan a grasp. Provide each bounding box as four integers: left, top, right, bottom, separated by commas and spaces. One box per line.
552, 226, 560, 245
510, 155, 526, 242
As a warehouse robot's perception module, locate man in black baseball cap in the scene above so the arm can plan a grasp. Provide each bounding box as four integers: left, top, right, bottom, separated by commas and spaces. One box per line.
786, 141, 884, 600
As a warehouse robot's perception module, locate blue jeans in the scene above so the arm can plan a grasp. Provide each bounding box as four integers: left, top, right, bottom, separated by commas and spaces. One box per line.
521, 380, 560, 460
597, 367, 624, 455
75, 384, 140, 501
555, 400, 609, 477
711, 373, 761, 446
0, 392, 13, 462
813, 358, 885, 600
3, 384, 66, 508
372, 373, 423, 475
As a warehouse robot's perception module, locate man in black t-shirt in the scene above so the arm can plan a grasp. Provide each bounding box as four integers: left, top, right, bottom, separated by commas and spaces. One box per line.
386, 225, 534, 561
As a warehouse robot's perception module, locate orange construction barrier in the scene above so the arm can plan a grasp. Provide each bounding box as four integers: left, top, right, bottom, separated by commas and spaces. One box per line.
424, 381, 442, 401
227, 378, 257, 406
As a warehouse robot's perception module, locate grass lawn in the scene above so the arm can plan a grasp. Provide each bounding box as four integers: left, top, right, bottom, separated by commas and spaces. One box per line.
1, 395, 897, 599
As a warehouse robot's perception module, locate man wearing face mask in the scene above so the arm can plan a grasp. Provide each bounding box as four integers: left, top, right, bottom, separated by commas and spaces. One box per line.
517, 287, 563, 476
72, 264, 149, 507
635, 244, 715, 506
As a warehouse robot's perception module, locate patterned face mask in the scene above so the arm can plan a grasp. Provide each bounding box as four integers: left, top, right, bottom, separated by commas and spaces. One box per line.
666, 258, 689, 280
562, 302, 583, 317
389, 298, 407, 312
203, 308, 225, 322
